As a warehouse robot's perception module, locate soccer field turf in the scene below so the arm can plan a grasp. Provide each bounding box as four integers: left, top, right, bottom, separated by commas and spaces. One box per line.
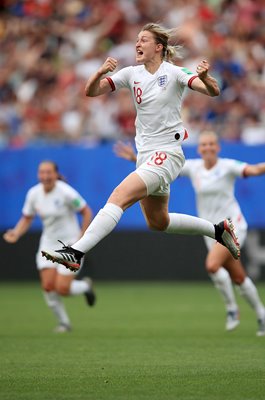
0, 281, 264, 400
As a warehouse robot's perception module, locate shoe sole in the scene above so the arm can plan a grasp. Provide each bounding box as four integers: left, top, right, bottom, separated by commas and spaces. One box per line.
41, 250, 80, 272
222, 219, 240, 260
54, 325, 72, 333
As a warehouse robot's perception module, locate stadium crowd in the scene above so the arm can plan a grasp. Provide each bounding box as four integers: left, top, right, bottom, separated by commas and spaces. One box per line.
0, 0, 264, 148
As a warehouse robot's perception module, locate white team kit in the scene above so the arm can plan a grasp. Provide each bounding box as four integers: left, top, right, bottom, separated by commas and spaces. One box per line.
107, 61, 197, 195
181, 158, 248, 248
22, 180, 87, 274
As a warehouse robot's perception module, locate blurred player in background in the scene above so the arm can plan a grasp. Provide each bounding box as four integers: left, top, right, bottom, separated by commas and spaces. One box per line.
42, 23, 240, 273
113, 132, 265, 336
3, 161, 96, 333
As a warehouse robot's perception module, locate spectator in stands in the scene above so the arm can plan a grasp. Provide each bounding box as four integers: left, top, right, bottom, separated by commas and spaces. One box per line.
0, 0, 264, 145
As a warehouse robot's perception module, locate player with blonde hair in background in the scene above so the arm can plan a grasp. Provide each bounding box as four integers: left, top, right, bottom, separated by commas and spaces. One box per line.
113, 132, 265, 336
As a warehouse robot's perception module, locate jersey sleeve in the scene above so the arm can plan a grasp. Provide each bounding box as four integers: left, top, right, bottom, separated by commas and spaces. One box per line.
22, 188, 36, 217
63, 184, 87, 212
226, 159, 248, 177
106, 66, 133, 91
175, 66, 198, 88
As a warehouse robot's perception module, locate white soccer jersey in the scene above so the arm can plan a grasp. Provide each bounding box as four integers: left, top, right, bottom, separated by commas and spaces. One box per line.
22, 180, 87, 246
107, 61, 197, 152
181, 158, 248, 231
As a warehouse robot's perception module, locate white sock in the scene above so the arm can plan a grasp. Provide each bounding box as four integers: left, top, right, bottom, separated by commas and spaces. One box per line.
166, 213, 215, 238
43, 291, 70, 326
69, 279, 90, 296
237, 277, 265, 319
73, 203, 123, 253
209, 268, 238, 312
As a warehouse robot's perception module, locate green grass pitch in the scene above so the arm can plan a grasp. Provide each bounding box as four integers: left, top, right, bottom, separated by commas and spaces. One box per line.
0, 281, 265, 400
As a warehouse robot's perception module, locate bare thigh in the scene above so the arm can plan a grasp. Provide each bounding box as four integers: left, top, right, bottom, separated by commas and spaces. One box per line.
108, 171, 148, 210
206, 243, 232, 273
223, 259, 246, 284
55, 274, 74, 296
140, 195, 169, 231
206, 243, 246, 283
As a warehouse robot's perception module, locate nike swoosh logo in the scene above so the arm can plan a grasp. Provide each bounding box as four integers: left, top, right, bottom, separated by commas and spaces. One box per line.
134, 81, 140, 84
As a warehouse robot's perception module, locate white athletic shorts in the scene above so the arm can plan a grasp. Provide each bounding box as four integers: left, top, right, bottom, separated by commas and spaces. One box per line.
135, 147, 185, 196
36, 238, 83, 276
204, 223, 247, 251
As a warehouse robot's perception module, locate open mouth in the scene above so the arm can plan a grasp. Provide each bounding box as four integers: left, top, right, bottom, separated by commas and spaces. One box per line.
136, 50, 143, 56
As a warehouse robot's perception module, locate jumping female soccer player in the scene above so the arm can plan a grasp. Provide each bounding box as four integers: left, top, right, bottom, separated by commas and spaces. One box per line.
41, 23, 240, 275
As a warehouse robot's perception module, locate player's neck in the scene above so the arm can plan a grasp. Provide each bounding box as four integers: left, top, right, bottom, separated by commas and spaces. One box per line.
204, 158, 218, 170
144, 59, 163, 74
43, 184, 56, 193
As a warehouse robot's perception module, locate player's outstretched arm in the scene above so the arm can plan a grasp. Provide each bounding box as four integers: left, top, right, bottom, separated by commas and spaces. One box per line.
3, 215, 33, 243
79, 205, 93, 236
190, 60, 220, 97
244, 163, 265, 177
85, 57, 118, 97
113, 141, 137, 162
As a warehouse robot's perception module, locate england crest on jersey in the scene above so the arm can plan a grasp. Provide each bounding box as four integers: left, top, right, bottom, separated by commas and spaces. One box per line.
157, 75, 167, 87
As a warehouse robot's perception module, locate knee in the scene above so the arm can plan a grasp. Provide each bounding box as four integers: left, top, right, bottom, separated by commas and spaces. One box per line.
234, 277, 244, 285
42, 282, 55, 292
146, 215, 169, 231
55, 283, 70, 296
232, 273, 245, 285
205, 258, 220, 274
231, 264, 246, 285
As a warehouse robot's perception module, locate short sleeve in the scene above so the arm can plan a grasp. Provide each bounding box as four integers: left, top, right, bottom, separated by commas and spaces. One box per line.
107, 66, 133, 91
63, 184, 87, 211
225, 159, 248, 177
22, 188, 36, 217
175, 66, 198, 88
